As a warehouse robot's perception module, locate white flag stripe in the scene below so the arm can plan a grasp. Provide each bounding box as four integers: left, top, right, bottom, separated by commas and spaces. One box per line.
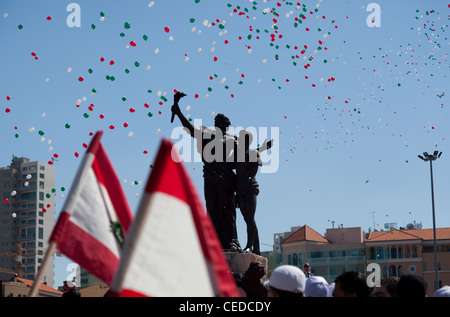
68, 166, 122, 258
118, 192, 215, 297
59, 152, 94, 217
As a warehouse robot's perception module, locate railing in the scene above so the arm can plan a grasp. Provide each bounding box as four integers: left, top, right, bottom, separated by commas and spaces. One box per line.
308, 256, 366, 265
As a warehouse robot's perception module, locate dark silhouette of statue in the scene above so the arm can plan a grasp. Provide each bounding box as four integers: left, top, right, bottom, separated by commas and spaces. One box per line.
171, 92, 241, 251
235, 130, 272, 255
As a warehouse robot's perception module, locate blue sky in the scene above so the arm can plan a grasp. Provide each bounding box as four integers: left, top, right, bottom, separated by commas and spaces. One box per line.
1, 0, 449, 288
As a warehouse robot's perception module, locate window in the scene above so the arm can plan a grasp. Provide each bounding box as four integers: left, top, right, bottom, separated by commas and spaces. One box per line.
39, 173, 44, 179
39, 166, 45, 171
412, 246, 418, 257
423, 246, 434, 253
39, 182, 44, 189
389, 265, 397, 277
391, 247, 397, 259
39, 192, 44, 201
370, 247, 376, 259
376, 247, 385, 259
292, 253, 299, 267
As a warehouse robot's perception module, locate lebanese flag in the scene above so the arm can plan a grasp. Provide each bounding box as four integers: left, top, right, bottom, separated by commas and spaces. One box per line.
110, 138, 239, 297
49, 131, 133, 285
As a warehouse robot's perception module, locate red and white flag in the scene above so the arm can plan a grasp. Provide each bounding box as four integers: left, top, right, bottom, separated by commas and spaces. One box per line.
110, 138, 239, 297
49, 131, 133, 285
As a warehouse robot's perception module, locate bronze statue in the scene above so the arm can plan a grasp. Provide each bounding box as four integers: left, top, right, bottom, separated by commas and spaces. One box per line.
171, 92, 272, 254
171, 92, 241, 251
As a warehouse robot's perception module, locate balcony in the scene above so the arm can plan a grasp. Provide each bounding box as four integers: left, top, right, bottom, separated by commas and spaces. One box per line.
15, 184, 37, 191
308, 256, 366, 265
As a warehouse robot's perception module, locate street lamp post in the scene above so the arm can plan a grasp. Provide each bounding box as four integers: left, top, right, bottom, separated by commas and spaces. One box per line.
418, 151, 442, 291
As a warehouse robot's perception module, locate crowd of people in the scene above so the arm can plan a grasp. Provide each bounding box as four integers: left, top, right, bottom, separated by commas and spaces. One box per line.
236, 261, 450, 298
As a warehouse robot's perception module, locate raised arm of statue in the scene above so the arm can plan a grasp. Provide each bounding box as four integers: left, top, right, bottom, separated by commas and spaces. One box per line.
171, 91, 196, 137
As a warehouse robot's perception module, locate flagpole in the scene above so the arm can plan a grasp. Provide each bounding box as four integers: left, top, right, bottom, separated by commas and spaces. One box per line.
28, 241, 57, 297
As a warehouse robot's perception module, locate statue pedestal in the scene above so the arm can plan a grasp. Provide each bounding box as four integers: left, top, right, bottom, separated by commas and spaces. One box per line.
224, 252, 268, 278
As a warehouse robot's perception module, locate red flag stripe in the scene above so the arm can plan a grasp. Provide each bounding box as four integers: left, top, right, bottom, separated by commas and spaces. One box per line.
52, 211, 120, 284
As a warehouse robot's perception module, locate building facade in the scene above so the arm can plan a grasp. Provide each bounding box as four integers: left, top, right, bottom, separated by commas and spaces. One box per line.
0, 156, 55, 286
278, 224, 450, 296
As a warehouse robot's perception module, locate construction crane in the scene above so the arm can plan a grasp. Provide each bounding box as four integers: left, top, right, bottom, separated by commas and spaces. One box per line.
0, 267, 18, 277
0, 243, 25, 277
0, 243, 59, 279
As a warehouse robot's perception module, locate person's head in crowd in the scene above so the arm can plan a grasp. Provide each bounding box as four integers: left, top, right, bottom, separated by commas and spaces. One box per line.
332, 271, 370, 297
305, 276, 329, 297
434, 285, 450, 297
267, 265, 306, 298
396, 274, 427, 297
372, 277, 398, 297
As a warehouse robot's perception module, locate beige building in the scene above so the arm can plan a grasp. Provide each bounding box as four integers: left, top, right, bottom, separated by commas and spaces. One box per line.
278, 225, 450, 296
1, 276, 62, 297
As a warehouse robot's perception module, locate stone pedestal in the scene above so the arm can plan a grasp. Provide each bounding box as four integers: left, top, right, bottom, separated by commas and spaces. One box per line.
224, 252, 268, 278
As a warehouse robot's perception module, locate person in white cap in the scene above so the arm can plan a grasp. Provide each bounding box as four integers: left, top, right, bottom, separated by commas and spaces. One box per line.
267, 265, 306, 297
62, 280, 81, 297
434, 285, 450, 297
305, 276, 330, 297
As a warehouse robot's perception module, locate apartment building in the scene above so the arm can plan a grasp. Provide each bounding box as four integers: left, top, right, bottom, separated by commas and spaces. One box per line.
0, 156, 55, 286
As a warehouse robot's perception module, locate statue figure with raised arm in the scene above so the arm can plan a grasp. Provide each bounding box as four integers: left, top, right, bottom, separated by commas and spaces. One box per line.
171, 92, 241, 252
